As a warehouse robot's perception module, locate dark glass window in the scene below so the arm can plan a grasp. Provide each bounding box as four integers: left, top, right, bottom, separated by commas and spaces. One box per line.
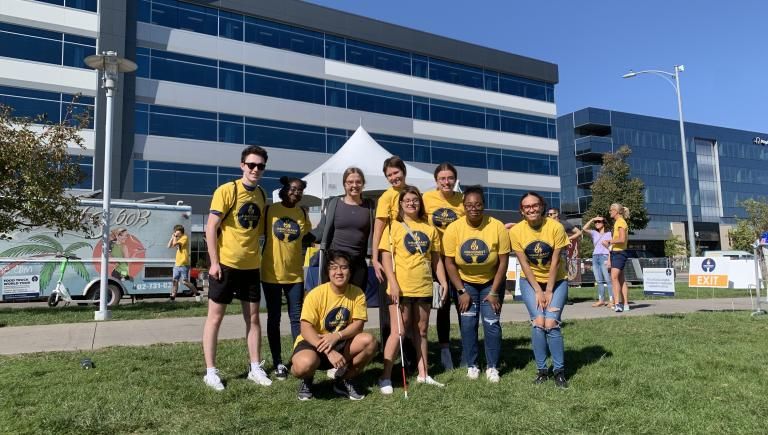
65, 0, 97, 11
148, 170, 218, 195
151, 56, 217, 88
244, 71, 324, 105
346, 40, 411, 75
63, 43, 95, 68
0, 28, 62, 65
219, 121, 243, 144
151, 1, 217, 36
0, 94, 60, 121
219, 69, 243, 92
244, 17, 324, 56
412, 55, 428, 78
346, 85, 411, 118
134, 109, 149, 135
149, 112, 217, 141
245, 123, 326, 153
428, 58, 484, 89
324, 35, 345, 61
219, 11, 244, 41
429, 101, 484, 129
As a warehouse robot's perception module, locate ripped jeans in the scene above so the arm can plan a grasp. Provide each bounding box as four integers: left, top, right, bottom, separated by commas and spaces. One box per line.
460, 280, 502, 369
520, 279, 568, 371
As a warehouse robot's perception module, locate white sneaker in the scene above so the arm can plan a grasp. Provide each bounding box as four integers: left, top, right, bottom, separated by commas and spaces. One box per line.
623, 304, 631, 312
326, 368, 338, 379
486, 367, 500, 383
378, 378, 393, 395
247, 362, 273, 386
467, 367, 480, 380
440, 348, 454, 370
195, 295, 203, 302
203, 370, 225, 391
417, 375, 445, 387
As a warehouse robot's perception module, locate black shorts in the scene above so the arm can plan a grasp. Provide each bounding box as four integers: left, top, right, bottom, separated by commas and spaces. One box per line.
208, 265, 261, 304
610, 251, 628, 271
292, 339, 348, 370
387, 294, 432, 306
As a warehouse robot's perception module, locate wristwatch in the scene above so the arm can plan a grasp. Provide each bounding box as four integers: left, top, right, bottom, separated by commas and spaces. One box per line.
457, 287, 466, 296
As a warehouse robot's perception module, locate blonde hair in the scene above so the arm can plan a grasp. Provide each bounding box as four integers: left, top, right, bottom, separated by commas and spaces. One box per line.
610, 203, 630, 219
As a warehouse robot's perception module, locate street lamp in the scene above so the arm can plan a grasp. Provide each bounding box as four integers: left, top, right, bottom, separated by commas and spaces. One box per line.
84, 51, 137, 321
623, 65, 696, 257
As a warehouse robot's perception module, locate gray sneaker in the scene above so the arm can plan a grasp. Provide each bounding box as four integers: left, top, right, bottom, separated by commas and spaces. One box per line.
333, 379, 365, 400
297, 378, 314, 401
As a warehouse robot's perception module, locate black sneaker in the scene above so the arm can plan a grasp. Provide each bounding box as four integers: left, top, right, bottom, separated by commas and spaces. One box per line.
333, 378, 365, 400
533, 369, 549, 384
275, 364, 289, 381
553, 370, 568, 389
297, 378, 313, 401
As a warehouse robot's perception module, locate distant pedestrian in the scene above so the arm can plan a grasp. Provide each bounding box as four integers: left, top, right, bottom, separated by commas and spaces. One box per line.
582, 216, 613, 307
606, 203, 631, 312
511, 192, 570, 388
167, 225, 200, 302
261, 176, 313, 380
202, 145, 271, 391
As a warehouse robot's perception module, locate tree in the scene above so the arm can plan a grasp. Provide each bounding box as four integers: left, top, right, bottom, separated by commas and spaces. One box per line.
728, 198, 768, 251
0, 103, 92, 238
664, 235, 688, 258
584, 145, 649, 231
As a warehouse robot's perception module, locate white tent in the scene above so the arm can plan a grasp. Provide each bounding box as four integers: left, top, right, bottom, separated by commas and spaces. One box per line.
272, 126, 436, 206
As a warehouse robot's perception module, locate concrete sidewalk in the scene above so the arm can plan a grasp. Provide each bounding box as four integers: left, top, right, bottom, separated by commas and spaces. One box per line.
0, 297, 759, 355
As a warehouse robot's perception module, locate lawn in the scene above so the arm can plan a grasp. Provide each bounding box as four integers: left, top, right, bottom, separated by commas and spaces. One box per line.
1, 312, 766, 434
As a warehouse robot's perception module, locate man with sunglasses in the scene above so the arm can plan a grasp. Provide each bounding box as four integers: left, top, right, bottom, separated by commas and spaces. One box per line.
202, 145, 270, 391
546, 208, 582, 305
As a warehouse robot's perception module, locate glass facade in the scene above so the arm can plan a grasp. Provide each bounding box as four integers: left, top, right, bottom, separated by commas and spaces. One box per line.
135, 103, 558, 176
32, 0, 97, 12
0, 85, 94, 127
135, 47, 556, 139
136, 0, 554, 103
0, 22, 96, 69
559, 107, 768, 223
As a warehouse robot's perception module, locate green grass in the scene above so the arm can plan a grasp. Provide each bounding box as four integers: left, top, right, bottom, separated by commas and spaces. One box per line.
1, 313, 767, 434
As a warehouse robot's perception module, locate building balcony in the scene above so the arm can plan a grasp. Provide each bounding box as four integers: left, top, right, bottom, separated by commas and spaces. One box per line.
577, 165, 601, 186
575, 136, 613, 161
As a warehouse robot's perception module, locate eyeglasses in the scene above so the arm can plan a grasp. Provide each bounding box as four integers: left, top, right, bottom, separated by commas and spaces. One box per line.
522, 204, 542, 211
402, 199, 420, 205
464, 203, 484, 210
594, 220, 605, 223
243, 162, 266, 171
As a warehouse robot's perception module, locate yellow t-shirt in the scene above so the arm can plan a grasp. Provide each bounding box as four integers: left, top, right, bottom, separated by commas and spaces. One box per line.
261, 203, 311, 284
375, 186, 403, 222
378, 218, 441, 297
442, 216, 511, 284
174, 234, 190, 267
209, 179, 265, 270
509, 217, 569, 282
612, 216, 628, 251
294, 282, 368, 348
422, 190, 464, 239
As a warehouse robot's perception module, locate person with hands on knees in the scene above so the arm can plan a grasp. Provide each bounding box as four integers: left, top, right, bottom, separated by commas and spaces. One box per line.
202, 145, 270, 391
442, 186, 510, 383
290, 250, 378, 401
371, 156, 408, 282
510, 192, 570, 389
378, 186, 449, 394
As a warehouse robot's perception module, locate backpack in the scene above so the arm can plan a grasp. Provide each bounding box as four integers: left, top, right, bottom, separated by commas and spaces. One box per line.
217, 180, 266, 236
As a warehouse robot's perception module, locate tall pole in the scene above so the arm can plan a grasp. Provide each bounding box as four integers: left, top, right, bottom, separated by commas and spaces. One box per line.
673, 65, 697, 257
95, 78, 115, 321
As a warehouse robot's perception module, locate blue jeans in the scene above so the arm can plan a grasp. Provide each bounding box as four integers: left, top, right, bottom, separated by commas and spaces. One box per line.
262, 282, 304, 366
460, 280, 502, 369
592, 254, 612, 301
520, 279, 568, 371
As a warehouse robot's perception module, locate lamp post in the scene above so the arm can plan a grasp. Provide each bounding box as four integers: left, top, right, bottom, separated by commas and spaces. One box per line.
84, 51, 137, 321
623, 65, 696, 257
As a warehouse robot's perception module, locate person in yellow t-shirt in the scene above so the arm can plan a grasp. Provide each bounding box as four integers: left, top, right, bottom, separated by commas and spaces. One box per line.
606, 203, 631, 313
378, 186, 449, 394
510, 191, 570, 389
371, 156, 407, 282
422, 162, 465, 370
261, 176, 313, 380
443, 186, 510, 383
167, 225, 200, 302
202, 145, 270, 391
291, 250, 377, 401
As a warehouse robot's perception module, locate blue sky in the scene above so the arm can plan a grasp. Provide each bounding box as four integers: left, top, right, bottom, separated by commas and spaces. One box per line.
307, 0, 767, 133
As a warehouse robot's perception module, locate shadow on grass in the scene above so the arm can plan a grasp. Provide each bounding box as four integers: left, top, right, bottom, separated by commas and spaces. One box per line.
564, 345, 612, 377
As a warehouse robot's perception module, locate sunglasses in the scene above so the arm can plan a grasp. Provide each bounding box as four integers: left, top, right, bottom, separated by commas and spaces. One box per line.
595, 219, 605, 223
243, 162, 266, 171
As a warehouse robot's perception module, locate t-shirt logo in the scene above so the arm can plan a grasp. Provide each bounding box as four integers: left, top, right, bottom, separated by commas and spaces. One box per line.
324, 306, 351, 332
237, 202, 261, 229
460, 238, 489, 264
432, 208, 458, 229
404, 230, 430, 254
525, 241, 554, 267
273, 217, 300, 242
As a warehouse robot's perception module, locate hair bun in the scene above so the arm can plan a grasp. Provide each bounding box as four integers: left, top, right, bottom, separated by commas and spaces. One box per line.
279, 176, 289, 185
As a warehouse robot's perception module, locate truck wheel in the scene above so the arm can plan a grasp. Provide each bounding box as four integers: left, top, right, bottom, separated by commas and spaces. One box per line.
47, 292, 60, 307
87, 284, 122, 307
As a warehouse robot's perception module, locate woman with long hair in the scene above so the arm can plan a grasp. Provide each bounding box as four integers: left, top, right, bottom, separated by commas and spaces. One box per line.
443, 186, 510, 383
422, 162, 464, 370
261, 176, 312, 380
582, 215, 613, 307
378, 186, 448, 393
510, 192, 570, 388
606, 203, 631, 312
372, 156, 407, 282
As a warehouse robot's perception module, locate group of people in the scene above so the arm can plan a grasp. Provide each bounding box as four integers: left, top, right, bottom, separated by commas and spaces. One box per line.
198, 145, 633, 400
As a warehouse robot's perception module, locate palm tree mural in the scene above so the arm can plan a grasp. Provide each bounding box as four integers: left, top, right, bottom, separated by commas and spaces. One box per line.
0, 234, 91, 291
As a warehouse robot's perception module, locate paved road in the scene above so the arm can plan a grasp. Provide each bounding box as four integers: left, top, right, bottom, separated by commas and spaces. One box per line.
0, 296, 761, 356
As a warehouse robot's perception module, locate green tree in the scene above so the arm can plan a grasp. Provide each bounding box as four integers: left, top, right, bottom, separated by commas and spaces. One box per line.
578, 233, 594, 259
584, 145, 649, 231
728, 198, 768, 251
0, 103, 92, 238
664, 234, 688, 258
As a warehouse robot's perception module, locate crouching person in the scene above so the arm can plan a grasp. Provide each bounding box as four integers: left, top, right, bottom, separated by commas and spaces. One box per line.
291, 250, 377, 401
